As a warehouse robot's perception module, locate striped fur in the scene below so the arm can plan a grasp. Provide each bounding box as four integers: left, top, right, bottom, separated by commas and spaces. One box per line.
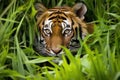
34, 3, 93, 56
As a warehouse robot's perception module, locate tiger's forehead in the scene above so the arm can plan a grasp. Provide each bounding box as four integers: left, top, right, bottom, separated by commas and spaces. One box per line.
42, 7, 74, 26
37, 7, 76, 26
45, 7, 75, 17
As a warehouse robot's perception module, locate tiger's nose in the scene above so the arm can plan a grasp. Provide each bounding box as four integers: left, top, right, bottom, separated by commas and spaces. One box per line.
51, 47, 62, 54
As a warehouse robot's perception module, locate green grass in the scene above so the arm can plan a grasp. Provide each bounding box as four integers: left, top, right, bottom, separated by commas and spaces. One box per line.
0, 0, 120, 80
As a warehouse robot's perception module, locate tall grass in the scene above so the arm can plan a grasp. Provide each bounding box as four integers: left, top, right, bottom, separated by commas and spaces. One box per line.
0, 0, 120, 80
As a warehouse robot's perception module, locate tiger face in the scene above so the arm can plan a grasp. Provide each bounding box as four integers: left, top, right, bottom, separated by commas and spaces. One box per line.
34, 3, 93, 56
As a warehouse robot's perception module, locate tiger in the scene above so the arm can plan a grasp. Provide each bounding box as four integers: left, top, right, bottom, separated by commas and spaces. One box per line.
33, 3, 94, 56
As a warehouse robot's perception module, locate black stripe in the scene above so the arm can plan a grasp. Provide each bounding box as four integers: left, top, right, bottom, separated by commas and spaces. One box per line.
48, 16, 57, 20
60, 16, 67, 20
42, 20, 45, 25
48, 11, 68, 17
78, 24, 82, 39
48, 15, 67, 20
75, 24, 82, 40
71, 18, 75, 25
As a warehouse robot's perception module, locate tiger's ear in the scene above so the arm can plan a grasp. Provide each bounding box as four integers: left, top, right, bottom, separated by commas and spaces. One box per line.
72, 3, 87, 20
35, 3, 47, 19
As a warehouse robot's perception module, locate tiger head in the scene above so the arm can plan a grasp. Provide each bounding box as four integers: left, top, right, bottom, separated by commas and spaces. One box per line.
34, 3, 93, 56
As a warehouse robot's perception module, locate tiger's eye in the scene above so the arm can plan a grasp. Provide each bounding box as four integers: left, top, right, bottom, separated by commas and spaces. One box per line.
64, 29, 71, 34
45, 25, 48, 28
64, 29, 72, 36
44, 29, 51, 36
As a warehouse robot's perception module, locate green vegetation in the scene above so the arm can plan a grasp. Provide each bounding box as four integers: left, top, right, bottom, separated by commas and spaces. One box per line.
0, 0, 120, 80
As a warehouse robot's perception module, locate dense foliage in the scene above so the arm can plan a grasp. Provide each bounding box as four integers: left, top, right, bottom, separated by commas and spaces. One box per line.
0, 0, 120, 80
